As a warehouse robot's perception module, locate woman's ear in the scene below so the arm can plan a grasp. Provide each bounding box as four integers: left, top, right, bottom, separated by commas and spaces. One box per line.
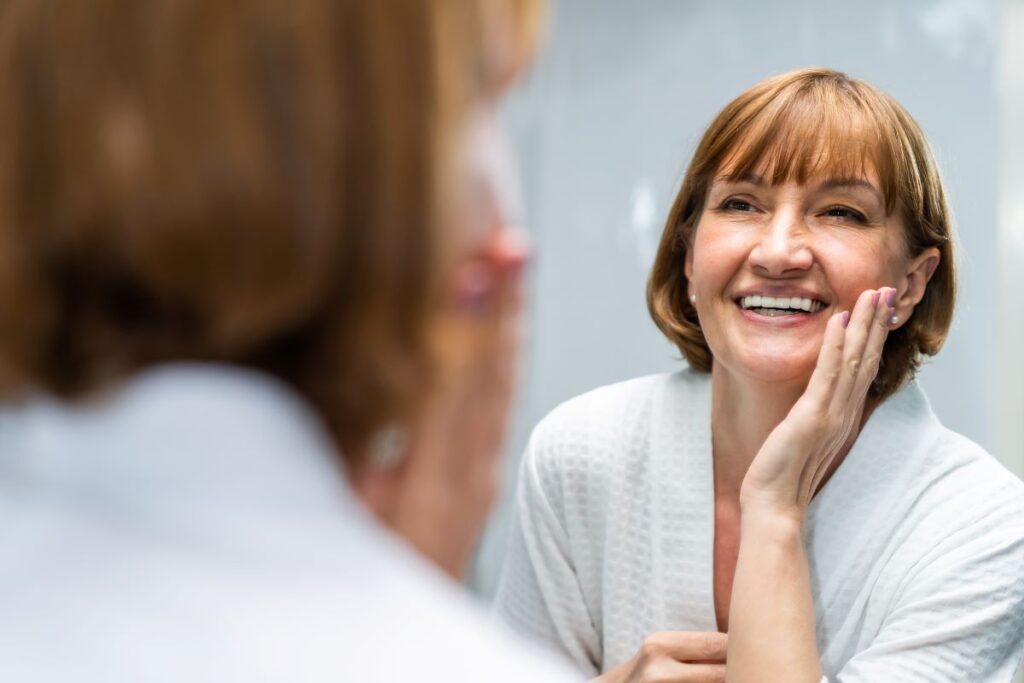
683, 245, 696, 302
895, 246, 940, 318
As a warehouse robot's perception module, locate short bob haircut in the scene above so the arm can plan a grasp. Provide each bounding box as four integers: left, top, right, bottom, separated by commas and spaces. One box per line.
0, 0, 542, 465
647, 67, 955, 400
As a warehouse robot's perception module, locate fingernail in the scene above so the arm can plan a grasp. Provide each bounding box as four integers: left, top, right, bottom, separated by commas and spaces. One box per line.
840, 311, 850, 328
885, 288, 896, 307
871, 291, 881, 307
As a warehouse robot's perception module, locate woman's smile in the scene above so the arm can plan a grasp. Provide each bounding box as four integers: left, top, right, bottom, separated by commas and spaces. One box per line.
731, 288, 831, 328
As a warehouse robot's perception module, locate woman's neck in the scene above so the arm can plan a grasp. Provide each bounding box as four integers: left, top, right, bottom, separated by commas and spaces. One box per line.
709, 364, 874, 496
710, 368, 803, 495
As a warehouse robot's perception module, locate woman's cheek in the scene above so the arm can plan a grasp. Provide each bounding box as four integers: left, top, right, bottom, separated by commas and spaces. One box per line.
693, 230, 751, 284
816, 238, 894, 304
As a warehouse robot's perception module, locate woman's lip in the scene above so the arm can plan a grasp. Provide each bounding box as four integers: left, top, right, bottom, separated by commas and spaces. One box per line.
734, 300, 829, 327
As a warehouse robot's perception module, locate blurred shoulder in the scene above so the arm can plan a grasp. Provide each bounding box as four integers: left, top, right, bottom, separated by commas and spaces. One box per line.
352, 543, 583, 682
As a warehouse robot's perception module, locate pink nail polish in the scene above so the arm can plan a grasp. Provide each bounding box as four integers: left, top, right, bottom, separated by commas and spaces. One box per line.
885, 289, 896, 307
871, 291, 881, 307
840, 311, 850, 328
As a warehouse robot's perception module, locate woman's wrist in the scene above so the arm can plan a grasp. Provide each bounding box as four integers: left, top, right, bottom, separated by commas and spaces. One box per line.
738, 503, 806, 544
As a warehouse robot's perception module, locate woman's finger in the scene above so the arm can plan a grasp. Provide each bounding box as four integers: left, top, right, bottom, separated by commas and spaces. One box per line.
802, 308, 849, 407
678, 663, 727, 683
665, 631, 728, 663
639, 659, 726, 683
831, 288, 880, 407
850, 286, 895, 399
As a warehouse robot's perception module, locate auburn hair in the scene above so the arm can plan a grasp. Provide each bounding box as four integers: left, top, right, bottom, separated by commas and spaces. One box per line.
0, 0, 542, 464
647, 67, 955, 400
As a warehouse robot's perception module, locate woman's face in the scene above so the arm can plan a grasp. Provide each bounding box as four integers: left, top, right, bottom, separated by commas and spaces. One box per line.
685, 164, 927, 388
355, 103, 530, 579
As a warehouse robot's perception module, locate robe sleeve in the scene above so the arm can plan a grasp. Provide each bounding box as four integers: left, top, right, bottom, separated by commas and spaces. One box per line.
492, 427, 603, 677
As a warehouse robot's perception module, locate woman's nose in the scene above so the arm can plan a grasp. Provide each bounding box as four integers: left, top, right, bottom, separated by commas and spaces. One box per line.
747, 210, 814, 276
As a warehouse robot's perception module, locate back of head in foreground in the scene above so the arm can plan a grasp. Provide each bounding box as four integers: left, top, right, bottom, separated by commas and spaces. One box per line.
0, 0, 578, 680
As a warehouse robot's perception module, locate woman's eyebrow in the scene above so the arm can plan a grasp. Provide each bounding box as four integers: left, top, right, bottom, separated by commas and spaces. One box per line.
816, 177, 883, 202
711, 174, 884, 206
715, 172, 766, 186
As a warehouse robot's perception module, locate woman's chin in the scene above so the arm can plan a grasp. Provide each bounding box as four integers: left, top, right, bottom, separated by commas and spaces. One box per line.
721, 352, 817, 387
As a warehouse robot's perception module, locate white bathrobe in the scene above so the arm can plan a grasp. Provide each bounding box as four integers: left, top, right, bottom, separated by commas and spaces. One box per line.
494, 369, 1024, 682
0, 364, 579, 682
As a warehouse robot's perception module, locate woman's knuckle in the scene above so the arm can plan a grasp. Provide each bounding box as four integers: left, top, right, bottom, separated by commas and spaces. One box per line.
695, 632, 719, 659
806, 403, 829, 422
823, 415, 842, 434
641, 632, 666, 657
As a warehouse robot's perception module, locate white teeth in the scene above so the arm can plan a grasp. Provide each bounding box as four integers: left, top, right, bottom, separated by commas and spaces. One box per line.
739, 295, 824, 313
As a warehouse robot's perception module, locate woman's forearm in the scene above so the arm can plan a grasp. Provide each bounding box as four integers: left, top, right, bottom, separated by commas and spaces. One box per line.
726, 509, 822, 683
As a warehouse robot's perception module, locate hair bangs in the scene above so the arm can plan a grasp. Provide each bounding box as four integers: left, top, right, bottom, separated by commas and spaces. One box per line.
717, 80, 901, 215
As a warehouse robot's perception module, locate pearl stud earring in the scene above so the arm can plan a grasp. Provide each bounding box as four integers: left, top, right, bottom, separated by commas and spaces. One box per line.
889, 315, 899, 326
689, 294, 696, 304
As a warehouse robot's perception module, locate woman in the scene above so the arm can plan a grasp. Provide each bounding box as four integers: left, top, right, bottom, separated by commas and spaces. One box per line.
494, 68, 1024, 682
0, 1, 578, 681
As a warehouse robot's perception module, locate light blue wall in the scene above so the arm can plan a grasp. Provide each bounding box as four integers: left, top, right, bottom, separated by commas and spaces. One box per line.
472, 0, 1000, 597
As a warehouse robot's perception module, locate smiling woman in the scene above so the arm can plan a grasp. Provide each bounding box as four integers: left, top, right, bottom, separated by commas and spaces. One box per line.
493, 68, 1024, 683
649, 67, 954, 400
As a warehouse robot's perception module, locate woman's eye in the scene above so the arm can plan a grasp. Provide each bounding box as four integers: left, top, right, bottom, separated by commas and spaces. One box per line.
721, 198, 757, 212
822, 205, 867, 223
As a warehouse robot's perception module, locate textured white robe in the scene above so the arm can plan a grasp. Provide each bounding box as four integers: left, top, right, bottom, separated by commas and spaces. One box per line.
0, 364, 580, 682
494, 369, 1024, 681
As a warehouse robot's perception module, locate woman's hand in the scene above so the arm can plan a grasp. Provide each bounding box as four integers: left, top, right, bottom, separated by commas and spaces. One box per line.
725, 287, 896, 683
739, 287, 896, 518
595, 632, 727, 683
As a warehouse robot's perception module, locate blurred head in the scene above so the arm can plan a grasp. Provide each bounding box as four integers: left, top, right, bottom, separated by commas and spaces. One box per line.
647, 68, 954, 399
0, 0, 541, 465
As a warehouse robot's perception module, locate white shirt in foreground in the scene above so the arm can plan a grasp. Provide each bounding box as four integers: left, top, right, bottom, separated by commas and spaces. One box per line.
0, 364, 580, 683
494, 369, 1024, 682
